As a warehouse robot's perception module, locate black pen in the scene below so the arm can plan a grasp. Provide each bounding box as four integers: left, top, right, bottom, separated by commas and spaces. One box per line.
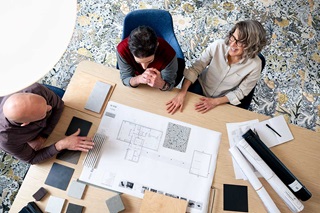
266, 124, 282, 137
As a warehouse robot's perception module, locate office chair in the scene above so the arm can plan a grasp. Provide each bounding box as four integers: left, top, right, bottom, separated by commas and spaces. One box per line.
237, 53, 266, 110
119, 9, 185, 87
43, 84, 65, 98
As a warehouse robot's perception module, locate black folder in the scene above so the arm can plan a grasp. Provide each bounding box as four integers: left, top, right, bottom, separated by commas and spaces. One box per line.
242, 129, 312, 201
19, 202, 43, 213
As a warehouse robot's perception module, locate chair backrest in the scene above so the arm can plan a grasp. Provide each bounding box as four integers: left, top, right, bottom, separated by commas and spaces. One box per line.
258, 53, 266, 72
121, 9, 184, 60
237, 53, 266, 110
43, 84, 65, 98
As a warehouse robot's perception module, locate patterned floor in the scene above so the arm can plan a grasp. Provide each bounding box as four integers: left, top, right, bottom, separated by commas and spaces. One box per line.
1, 0, 319, 212
0, 152, 29, 212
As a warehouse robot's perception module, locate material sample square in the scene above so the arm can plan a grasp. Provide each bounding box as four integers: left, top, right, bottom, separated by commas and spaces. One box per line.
67, 180, 86, 199
56, 150, 81, 165
223, 184, 248, 212
65, 116, 92, 136
66, 203, 84, 213
45, 162, 74, 190
140, 190, 187, 213
85, 81, 111, 113
163, 122, 191, 153
32, 187, 48, 201
45, 195, 65, 213
106, 194, 125, 213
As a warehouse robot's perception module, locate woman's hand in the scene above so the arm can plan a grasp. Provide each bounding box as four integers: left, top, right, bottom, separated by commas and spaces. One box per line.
166, 91, 187, 114
195, 96, 229, 113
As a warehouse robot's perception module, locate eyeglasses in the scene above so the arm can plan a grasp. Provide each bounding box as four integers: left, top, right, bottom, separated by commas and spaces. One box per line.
229, 35, 246, 47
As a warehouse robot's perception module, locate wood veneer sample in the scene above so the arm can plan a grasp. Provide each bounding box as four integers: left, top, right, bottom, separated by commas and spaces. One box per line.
139, 191, 187, 213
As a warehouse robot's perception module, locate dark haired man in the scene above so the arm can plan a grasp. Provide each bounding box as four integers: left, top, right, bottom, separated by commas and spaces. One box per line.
116, 26, 178, 91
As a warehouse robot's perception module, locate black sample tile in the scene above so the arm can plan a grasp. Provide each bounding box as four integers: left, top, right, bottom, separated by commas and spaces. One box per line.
65, 116, 92, 136
223, 184, 248, 212
56, 150, 81, 165
32, 187, 48, 201
45, 163, 74, 190
66, 203, 84, 213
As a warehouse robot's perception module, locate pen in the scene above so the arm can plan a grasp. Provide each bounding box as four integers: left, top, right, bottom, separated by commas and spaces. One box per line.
266, 124, 282, 137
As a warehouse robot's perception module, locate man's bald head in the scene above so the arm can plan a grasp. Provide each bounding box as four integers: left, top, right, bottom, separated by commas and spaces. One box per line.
3, 93, 51, 124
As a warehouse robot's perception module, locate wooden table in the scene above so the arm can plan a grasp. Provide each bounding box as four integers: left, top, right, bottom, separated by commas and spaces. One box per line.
10, 60, 320, 213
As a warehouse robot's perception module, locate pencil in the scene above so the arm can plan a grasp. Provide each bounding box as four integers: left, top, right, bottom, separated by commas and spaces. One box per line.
266, 124, 282, 137
208, 186, 216, 213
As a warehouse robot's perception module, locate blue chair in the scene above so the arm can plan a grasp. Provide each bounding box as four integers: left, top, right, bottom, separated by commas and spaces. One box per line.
43, 84, 65, 98
119, 9, 185, 87
237, 53, 266, 110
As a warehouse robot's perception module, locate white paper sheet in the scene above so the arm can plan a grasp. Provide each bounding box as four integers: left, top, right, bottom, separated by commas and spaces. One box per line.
79, 101, 221, 213
226, 115, 294, 180
254, 115, 294, 147
226, 120, 259, 179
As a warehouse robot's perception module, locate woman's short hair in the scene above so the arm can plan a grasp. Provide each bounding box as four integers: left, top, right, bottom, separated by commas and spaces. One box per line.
128, 26, 158, 58
225, 20, 267, 59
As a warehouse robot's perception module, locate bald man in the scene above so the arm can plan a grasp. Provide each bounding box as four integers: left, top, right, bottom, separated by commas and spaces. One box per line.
0, 83, 94, 164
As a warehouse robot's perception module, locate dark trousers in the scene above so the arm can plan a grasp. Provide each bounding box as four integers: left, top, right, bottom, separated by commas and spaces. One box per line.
187, 79, 204, 96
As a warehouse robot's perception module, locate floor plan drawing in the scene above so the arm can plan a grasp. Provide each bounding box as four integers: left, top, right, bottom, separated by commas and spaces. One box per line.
117, 120, 163, 163
190, 150, 212, 178
118, 120, 163, 150
79, 101, 222, 213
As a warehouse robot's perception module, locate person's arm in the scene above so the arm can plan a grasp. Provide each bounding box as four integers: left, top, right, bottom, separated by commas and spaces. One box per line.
0, 138, 60, 164
128, 76, 140, 87
1, 129, 93, 164
158, 55, 178, 91
184, 43, 216, 83
117, 52, 140, 87
225, 61, 262, 105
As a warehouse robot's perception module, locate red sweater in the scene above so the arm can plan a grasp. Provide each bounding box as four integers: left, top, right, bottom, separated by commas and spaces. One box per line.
117, 37, 176, 75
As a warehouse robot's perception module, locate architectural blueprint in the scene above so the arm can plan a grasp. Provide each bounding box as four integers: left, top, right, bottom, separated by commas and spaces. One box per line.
79, 101, 221, 213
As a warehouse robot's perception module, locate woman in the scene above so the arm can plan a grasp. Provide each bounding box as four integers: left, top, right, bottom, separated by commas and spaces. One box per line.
166, 20, 267, 114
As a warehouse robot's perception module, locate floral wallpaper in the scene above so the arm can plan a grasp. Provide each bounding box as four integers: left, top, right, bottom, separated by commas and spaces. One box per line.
41, 0, 320, 132
1, 0, 319, 212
